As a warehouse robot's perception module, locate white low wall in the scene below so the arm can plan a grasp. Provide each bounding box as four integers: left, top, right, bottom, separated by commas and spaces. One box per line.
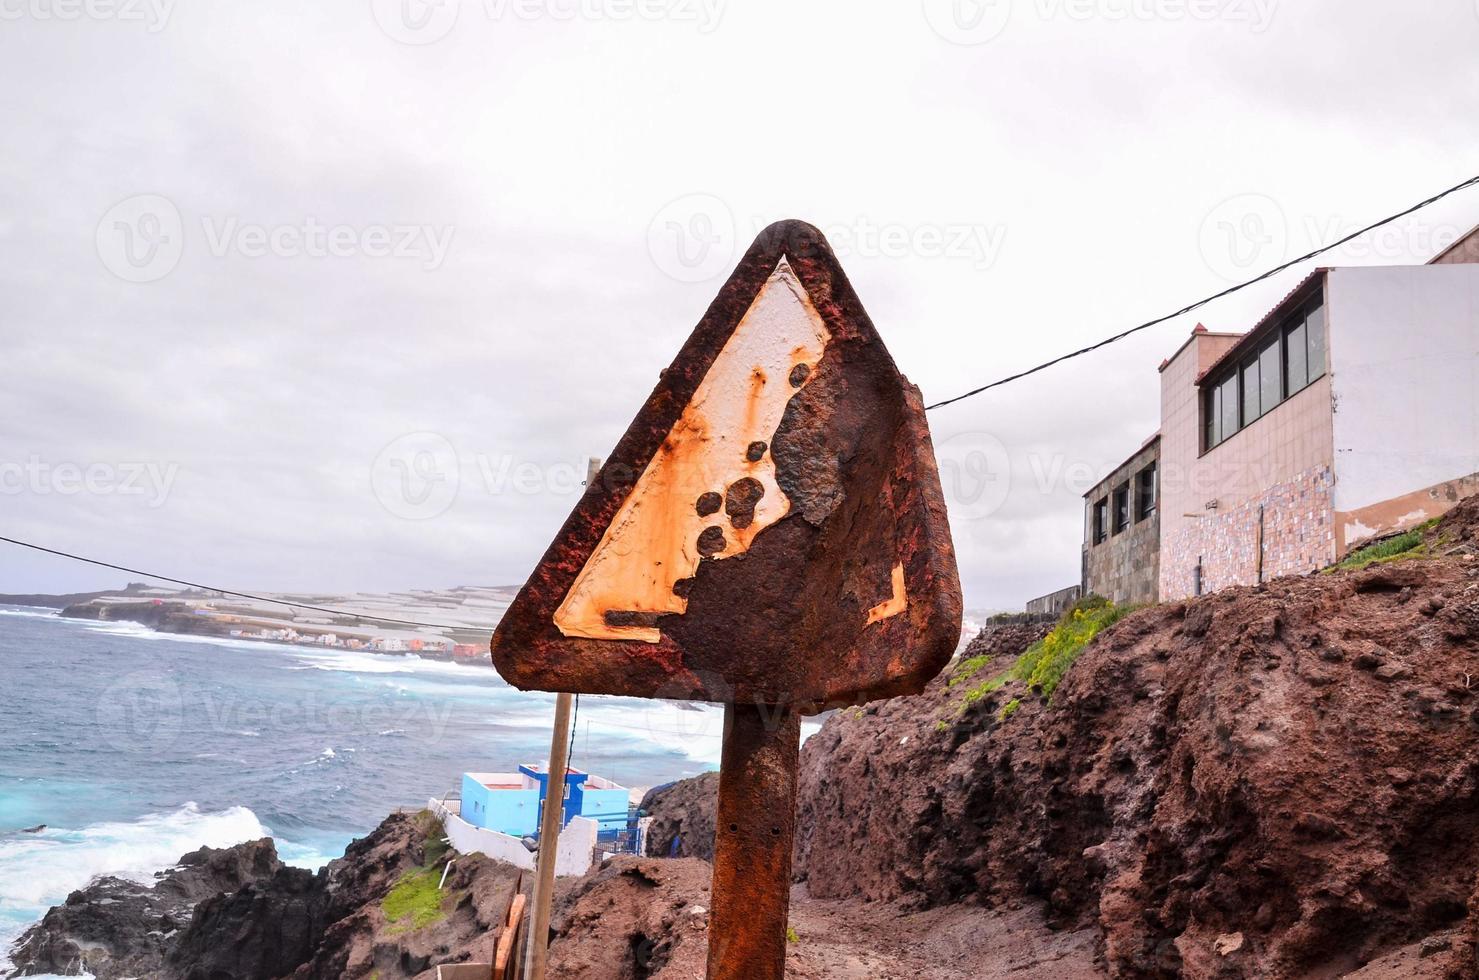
428, 799, 597, 877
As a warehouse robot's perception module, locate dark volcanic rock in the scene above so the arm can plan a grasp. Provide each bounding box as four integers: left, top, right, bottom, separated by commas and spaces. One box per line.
641, 772, 720, 861
9, 811, 527, 980
7, 838, 281, 979
171, 864, 334, 980
794, 543, 1479, 978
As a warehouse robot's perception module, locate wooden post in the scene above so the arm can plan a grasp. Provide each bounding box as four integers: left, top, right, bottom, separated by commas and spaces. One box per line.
523, 456, 601, 980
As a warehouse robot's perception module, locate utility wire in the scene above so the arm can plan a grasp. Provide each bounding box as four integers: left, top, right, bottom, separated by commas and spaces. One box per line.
566, 694, 581, 771
0, 534, 471, 631
4, 174, 1479, 605
924, 172, 1479, 411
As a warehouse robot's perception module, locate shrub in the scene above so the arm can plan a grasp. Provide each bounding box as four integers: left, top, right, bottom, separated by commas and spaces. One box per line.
955, 597, 1135, 713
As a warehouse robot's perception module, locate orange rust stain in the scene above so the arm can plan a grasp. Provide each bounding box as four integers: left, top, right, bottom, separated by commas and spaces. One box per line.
866, 563, 908, 626
554, 259, 830, 643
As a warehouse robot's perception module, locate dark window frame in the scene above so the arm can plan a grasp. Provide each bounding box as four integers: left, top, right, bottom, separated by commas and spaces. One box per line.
1111, 483, 1130, 535
1136, 462, 1157, 522
1201, 295, 1325, 453
1091, 498, 1108, 545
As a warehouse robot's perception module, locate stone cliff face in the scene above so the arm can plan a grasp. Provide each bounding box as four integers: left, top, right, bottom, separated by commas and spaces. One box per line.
640, 772, 721, 861
794, 505, 1479, 978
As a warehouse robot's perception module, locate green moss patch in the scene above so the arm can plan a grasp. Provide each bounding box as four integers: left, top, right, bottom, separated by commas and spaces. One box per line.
382, 866, 448, 933
1329, 519, 1438, 572
954, 597, 1135, 714
381, 810, 455, 935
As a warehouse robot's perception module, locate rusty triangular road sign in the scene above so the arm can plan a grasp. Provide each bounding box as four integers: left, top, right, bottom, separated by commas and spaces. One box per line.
492, 220, 962, 710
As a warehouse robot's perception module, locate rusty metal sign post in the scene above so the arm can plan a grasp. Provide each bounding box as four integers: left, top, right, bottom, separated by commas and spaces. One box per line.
491, 220, 962, 979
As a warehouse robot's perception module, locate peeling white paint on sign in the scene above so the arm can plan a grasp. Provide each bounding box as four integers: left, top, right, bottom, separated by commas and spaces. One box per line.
554, 259, 831, 642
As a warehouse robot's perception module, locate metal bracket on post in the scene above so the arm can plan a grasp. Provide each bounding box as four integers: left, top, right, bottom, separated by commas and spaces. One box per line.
706, 704, 801, 980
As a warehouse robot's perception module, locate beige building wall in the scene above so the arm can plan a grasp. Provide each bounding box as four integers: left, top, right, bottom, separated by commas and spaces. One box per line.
1158, 326, 1336, 599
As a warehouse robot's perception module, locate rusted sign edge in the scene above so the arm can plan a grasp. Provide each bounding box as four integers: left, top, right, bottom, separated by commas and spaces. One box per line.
490, 219, 962, 708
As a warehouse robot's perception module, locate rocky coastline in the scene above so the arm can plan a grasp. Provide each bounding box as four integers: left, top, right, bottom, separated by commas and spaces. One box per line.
10, 500, 1479, 978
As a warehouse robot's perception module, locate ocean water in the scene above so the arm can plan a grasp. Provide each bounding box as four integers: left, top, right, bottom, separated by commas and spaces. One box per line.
0, 606, 738, 972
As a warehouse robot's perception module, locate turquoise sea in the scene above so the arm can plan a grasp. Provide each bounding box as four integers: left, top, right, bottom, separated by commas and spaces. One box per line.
0, 605, 734, 974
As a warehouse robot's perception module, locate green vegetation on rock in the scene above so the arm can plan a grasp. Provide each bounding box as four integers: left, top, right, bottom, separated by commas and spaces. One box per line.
381, 811, 454, 935
382, 866, 446, 933
956, 597, 1135, 714
1329, 519, 1438, 572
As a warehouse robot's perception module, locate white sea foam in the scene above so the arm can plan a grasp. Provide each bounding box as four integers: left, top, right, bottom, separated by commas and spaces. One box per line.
0, 803, 268, 906
0, 803, 271, 972
0, 607, 60, 619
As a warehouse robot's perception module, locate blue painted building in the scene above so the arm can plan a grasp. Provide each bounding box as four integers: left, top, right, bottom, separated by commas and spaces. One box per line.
459, 766, 630, 839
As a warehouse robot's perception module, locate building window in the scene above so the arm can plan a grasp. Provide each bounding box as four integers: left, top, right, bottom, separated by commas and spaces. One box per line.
1112, 484, 1130, 534
1092, 498, 1108, 545
1136, 462, 1157, 521
1203, 296, 1325, 450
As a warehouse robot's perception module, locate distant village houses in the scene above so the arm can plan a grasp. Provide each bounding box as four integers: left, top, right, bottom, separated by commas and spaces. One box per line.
1080, 223, 1479, 605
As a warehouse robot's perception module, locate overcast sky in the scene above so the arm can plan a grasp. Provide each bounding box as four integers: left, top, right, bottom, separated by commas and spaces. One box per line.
2, 0, 1477, 612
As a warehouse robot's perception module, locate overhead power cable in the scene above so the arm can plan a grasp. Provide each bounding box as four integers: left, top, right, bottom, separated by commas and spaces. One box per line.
924, 172, 1479, 411
0, 534, 470, 630
4, 173, 1479, 603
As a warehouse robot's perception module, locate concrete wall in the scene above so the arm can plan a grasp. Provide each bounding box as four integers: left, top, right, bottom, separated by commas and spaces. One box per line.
1025, 585, 1081, 617
430, 799, 598, 877
1326, 264, 1479, 549
1158, 327, 1336, 599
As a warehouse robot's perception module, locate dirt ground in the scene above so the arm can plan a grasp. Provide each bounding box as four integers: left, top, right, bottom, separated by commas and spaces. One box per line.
784, 886, 1104, 979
